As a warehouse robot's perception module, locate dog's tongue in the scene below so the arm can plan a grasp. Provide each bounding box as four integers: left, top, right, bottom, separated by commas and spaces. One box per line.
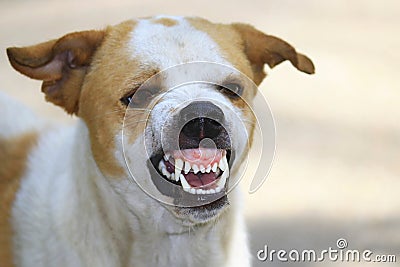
184, 172, 219, 188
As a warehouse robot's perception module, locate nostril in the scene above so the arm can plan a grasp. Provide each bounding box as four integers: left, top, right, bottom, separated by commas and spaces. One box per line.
179, 101, 225, 142
181, 117, 223, 139
182, 119, 201, 138
203, 118, 223, 138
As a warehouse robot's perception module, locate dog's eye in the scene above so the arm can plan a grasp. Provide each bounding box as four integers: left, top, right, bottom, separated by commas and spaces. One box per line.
120, 93, 134, 106
120, 88, 157, 107
219, 83, 243, 98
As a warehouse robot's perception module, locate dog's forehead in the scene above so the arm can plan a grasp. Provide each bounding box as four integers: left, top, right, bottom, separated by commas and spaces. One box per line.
128, 16, 234, 70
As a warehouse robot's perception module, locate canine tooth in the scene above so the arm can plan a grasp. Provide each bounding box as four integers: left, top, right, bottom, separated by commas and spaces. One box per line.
190, 188, 196, 194
217, 167, 229, 188
158, 160, 165, 171
192, 164, 199, 174
211, 163, 218, 172
215, 186, 221, 193
200, 165, 205, 173
180, 174, 191, 191
162, 168, 171, 179
205, 165, 211, 173
210, 189, 216, 194
218, 159, 225, 171
219, 155, 228, 171
170, 173, 175, 181
184, 161, 191, 174
175, 158, 183, 178
164, 153, 170, 161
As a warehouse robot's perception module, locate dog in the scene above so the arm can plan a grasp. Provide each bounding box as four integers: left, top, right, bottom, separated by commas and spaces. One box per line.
0, 16, 314, 267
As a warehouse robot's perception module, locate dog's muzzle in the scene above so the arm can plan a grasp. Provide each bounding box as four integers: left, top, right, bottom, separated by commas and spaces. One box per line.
150, 100, 232, 200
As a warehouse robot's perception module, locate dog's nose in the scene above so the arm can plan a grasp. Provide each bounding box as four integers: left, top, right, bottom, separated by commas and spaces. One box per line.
180, 101, 224, 140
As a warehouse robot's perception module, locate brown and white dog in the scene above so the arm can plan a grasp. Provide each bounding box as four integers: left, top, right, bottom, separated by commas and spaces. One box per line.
0, 16, 314, 267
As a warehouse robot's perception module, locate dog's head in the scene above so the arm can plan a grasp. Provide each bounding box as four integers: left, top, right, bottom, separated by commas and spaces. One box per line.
7, 16, 314, 226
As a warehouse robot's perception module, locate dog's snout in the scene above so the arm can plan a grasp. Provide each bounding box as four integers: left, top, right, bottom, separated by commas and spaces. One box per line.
179, 101, 225, 141
180, 101, 224, 122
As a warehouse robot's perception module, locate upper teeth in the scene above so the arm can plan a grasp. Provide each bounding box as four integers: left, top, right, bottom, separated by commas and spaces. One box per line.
184, 161, 191, 174
157, 152, 230, 195
174, 158, 184, 182
192, 164, 199, 174
218, 151, 228, 171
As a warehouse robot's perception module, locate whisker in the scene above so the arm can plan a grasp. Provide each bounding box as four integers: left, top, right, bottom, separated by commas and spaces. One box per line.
123, 120, 149, 127
85, 109, 150, 122
240, 118, 256, 123
241, 120, 256, 126
124, 112, 151, 120
127, 107, 153, 112
84, 110, 122, 122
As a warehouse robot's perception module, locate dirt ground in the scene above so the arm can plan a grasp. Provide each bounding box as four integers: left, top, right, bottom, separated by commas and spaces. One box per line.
1, 0, 399, 266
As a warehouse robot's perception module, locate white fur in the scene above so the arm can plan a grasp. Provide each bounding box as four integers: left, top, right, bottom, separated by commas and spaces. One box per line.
129, 16, 231, 69
0, 92, 46, 138
11, 119, 250, 267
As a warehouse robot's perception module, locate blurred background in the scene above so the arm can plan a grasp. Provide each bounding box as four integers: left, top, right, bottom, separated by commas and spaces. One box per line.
1, 0, 399, 266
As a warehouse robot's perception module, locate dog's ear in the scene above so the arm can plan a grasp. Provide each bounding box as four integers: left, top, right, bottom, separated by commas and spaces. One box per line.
232, 23, 315, 84
7, 30, 105, 114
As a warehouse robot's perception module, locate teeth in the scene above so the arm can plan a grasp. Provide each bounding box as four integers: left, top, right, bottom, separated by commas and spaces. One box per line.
175, 158, 183, 180
200, 165, 205, 173
162, 168, 171, 179
184, 161, 191, 174
158, 160, 165, 170
205, 165, 211, 173
219, 154, 228, 171
159, 160, 171, 179
180, 174, 191, 192
212, 163, 218, 172
161, 150, 230, 195
192, 164, 199, 174
217, 164, 229, 188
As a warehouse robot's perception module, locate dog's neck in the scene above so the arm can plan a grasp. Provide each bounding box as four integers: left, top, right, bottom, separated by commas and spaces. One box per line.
63, 119, 233, 266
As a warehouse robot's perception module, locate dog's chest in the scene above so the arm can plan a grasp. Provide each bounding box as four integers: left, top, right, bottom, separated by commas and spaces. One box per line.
128, 231, 225, 267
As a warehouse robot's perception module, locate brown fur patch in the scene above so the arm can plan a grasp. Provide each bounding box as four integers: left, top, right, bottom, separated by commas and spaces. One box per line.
79, 20, 157, 178
0, 132, 38, 267
152, 18, 178, 27
188, 18, 255, 82
188, 18, 257, 143
7, 31, 105, 115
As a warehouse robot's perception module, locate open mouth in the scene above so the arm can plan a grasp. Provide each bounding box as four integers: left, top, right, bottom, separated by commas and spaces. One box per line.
146, 101, 233, 220
156, 148, 231, 195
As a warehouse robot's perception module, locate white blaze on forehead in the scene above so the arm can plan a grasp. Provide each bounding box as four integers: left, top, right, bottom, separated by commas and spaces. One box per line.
129, 16, 232, 69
